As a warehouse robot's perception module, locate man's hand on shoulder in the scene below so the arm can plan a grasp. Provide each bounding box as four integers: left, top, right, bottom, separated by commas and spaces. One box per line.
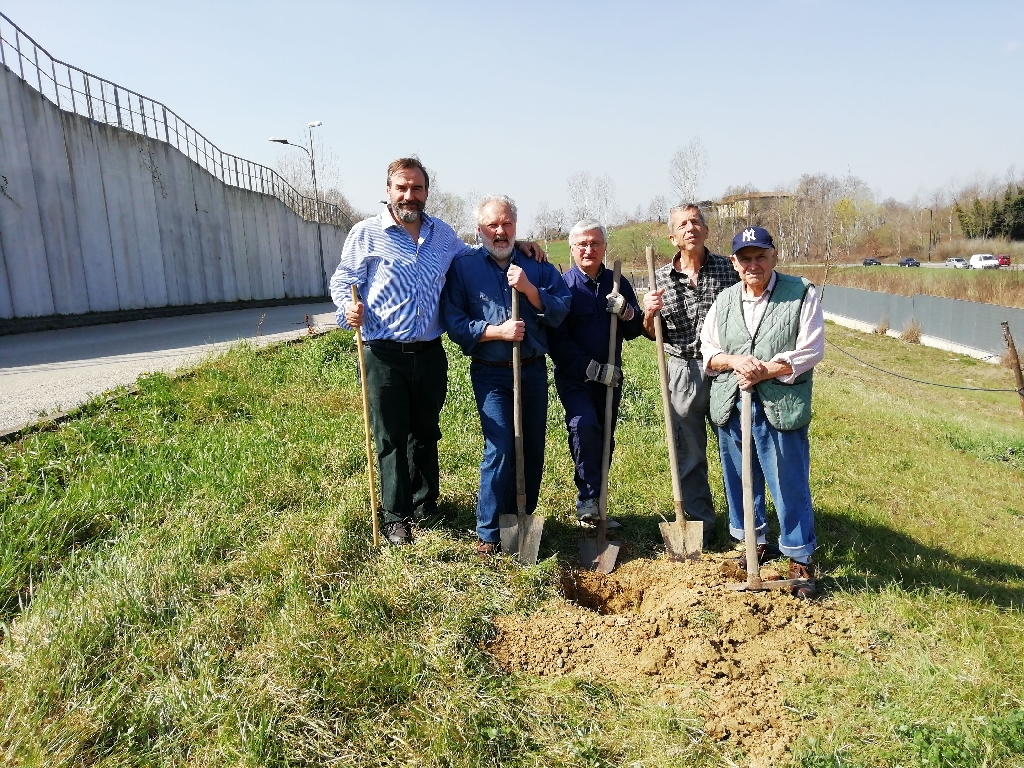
515, 240, 548, 263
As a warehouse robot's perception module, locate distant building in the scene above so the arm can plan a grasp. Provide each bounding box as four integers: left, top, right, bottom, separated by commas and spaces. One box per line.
715, 191, 792, 221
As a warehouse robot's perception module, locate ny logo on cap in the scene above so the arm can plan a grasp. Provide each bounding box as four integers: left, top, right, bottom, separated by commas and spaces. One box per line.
742, 228, 757, 242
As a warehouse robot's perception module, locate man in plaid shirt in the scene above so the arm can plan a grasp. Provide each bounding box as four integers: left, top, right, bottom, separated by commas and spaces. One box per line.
643, 204, 739, 546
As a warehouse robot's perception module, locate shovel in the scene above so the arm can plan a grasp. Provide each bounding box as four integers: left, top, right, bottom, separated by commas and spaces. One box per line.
351, 286, 381, 549
579, 260, 623, 574
727, 390, 809, 592
499, 289, 545, 564
646, 246, 704, 560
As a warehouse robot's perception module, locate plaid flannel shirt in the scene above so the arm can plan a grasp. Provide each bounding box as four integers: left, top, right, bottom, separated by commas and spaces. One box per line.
654, 249, 738, 359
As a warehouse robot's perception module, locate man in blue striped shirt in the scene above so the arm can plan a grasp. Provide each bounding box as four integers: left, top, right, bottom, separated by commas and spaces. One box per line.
441, 195, 571, 555
330, 158, 544, 546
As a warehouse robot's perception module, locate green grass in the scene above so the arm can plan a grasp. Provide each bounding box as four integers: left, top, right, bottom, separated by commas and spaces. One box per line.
1, 324, 1023, 766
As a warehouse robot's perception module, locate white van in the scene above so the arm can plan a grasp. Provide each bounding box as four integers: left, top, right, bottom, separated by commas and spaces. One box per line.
969, 254, 1000, 269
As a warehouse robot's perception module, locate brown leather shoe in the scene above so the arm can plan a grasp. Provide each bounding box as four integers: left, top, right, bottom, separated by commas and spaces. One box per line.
730, 541, 782, 568
476, 540, 498, 557
789, 561, 818, 599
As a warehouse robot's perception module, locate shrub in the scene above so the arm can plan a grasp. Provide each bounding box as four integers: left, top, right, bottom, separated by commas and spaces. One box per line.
900, 319, 923, 344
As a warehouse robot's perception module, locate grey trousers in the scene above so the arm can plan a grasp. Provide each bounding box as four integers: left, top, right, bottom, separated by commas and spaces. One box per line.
667, 356, 716, 529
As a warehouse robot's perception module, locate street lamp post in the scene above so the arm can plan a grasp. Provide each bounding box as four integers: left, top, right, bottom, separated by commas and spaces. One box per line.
270, 121, 327, 296
927, 208, 934, 262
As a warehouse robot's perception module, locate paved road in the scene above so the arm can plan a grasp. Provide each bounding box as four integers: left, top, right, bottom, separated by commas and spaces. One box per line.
0, 302, 338, 434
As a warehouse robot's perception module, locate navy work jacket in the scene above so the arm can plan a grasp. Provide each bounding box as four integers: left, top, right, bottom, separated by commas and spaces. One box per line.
549, 262, 648, 381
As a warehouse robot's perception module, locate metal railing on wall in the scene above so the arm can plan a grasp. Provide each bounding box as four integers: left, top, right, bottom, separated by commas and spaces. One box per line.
0, 11, 351, 229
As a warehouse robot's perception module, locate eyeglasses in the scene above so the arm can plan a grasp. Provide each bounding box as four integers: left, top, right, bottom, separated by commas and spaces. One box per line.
572, 241, 605, 250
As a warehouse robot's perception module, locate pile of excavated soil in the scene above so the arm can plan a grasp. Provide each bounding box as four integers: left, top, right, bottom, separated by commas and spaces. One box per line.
487, 555, 873, 764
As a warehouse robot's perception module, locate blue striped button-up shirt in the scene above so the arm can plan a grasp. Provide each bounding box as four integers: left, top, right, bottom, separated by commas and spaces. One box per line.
329, 207, 473, 341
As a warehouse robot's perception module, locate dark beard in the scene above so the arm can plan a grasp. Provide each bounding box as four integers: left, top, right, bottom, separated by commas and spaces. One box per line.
393, 202, 422, 223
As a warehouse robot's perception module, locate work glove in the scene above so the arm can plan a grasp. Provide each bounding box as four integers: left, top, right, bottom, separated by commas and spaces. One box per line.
604, 292, 635, 321
586, 359, 622, 387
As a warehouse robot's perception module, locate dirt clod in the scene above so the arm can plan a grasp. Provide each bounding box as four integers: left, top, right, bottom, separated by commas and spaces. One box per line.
487, 555, 867, 763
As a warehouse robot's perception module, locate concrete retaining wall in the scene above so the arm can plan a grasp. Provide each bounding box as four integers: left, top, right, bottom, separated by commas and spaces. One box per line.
820, 285, 1024, 358
0, 63, 345, 319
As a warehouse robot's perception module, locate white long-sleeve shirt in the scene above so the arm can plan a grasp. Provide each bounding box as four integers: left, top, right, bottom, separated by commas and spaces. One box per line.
699, 272, 825, 383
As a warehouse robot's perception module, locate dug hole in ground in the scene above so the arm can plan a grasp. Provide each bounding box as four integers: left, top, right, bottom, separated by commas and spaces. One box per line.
486, 554, 871, 764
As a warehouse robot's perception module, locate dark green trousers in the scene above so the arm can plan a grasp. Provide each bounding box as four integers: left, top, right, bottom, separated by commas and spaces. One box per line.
363, 340, 448, 524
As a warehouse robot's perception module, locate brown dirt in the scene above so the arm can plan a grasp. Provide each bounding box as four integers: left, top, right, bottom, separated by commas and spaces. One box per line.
487, 554, 873, 765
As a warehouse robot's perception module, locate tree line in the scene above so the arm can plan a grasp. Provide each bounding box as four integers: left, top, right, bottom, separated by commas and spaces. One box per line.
273, 138, 1024, 261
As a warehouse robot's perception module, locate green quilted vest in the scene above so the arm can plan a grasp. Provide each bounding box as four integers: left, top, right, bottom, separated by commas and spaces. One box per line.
708, 273, 814, 431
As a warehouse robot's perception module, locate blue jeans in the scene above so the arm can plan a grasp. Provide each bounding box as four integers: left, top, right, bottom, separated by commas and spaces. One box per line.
715, 393, 816, 560
554, 375, 621, 508
470, 359, 549, 543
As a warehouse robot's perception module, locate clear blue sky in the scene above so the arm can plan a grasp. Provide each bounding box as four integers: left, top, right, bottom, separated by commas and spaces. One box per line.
4, 0, 1023, 228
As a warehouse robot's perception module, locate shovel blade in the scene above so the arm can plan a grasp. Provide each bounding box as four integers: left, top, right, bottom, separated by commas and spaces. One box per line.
659, 519, 703, 561
498, 513, 545, 565
578, 537, 621, 574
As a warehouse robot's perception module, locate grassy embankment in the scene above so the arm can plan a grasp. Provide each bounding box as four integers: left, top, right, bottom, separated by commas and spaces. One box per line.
2, 325, 1023, 766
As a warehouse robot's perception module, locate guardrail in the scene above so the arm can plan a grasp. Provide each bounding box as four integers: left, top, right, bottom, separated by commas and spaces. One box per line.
0, 11, 351, 229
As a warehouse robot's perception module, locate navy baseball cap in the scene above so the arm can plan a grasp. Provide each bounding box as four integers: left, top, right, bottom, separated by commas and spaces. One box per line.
732, 226, 775, 254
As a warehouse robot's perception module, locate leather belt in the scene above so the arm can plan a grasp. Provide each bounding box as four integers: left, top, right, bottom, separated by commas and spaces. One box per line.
472, 355, 544, 368
367, 337, 442, 354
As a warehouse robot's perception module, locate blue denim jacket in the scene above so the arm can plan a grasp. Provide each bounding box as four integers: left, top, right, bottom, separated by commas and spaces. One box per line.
441, 247, 571, 361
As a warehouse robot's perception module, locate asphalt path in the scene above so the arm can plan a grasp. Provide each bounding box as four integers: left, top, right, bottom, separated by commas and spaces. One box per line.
0, 302, 339, 434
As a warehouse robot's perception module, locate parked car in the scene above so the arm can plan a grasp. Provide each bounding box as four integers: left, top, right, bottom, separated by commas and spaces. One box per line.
862, 258, 882, 266
945, 257, 969, 269
996, 254, 1011, 266
897, 257, 921, 267
969, 254, 1001, 269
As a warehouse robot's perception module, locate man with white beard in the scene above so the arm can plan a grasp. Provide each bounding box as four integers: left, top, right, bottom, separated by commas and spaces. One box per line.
441, 195, 571, 556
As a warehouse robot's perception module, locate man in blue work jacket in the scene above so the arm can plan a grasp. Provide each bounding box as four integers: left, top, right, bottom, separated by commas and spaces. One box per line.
441, 195, 571, 556
549, 219, 650, 525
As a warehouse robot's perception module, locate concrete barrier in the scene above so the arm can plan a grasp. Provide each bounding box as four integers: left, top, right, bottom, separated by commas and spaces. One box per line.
0, 62, 346, 320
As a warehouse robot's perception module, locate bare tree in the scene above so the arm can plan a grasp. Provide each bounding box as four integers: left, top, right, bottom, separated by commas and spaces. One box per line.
273, 135, 364, 223
668, 138, 708, 204
426, 188, 472, 239
566, 171, 592, 224
647, 194, 668, 223
532, 201, 566, 240
565, 171, 618, 225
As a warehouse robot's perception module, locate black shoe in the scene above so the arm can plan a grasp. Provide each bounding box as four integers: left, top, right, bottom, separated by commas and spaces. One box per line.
731, 541, 782, 567
383, 520, 412, 546
789, 561, 818, 599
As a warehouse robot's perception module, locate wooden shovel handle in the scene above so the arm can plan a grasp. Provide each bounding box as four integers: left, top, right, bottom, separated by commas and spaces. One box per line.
597, 260, 622, 550
646, 246, 685, 520
352, 285, 380, 549
740, 389, 761, 588
511, 290, 527, 555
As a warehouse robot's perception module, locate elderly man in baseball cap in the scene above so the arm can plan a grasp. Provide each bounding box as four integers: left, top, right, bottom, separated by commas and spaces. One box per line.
698, 226, 825, 598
